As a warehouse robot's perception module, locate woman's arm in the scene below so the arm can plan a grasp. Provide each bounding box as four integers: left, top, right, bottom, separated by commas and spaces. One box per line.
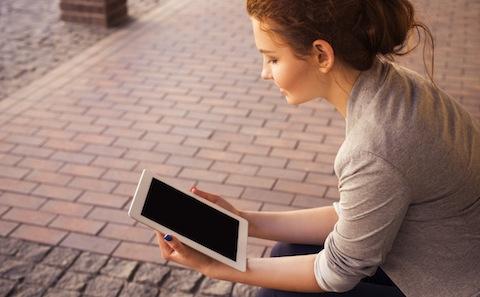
241, 206, 338, 245
191, 187, 338, 245
158, 232, 325, 293
208, 253, 324, 292
157, 188, 336, 292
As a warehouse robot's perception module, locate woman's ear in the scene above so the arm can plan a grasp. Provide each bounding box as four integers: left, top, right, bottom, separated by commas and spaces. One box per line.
312, 40, 334, 73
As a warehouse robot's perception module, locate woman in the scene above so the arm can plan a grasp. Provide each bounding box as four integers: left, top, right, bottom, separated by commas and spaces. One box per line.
155, 1, 480, 296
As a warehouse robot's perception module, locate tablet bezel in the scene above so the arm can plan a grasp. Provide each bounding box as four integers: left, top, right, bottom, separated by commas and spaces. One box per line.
128, 169, 248, 272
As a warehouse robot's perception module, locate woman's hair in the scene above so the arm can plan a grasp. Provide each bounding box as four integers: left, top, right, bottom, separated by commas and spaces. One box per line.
246, 0, 434, 79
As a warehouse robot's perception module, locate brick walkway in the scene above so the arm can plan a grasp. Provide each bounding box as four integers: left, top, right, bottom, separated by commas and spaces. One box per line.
0, 0, 479, 296
0, 0, 164, 100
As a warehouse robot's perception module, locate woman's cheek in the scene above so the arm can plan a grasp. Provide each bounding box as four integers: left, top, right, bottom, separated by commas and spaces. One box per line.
273, 66, 288, 89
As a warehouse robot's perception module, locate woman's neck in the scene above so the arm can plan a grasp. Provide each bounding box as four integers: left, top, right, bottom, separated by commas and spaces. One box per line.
323, 66, 361, 119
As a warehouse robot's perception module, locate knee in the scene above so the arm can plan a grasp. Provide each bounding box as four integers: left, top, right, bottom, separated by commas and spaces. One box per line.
270, 242, 294, 257
256, 288, 275, 297
270, 242, 324, 257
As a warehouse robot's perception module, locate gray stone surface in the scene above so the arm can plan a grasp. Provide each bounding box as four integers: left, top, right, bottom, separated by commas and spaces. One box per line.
43, 288, 81, 297
162, 269, 204, 293
159, 291, 194, 297
9, 282, 45, 297
23, 264, 64, 287
71, 252, 109, 274
100, 257, 138, 279
134, 262, 170, 286
84, 275, 124, 297
200, 278, 234, 296
0, 229, 258, 295
15, 243, 51, 263
42, 246, 80, 268
0, 278, 16, 297
232, 283, 259, 297
0, 237, 23, 256
0, 259, 33, 281
55, 271, 91, 292
0, 235, 261, 297
118, 282, 159, 297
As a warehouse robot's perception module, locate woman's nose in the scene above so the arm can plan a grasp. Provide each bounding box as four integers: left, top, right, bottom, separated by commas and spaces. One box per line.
261, 66, 272, 80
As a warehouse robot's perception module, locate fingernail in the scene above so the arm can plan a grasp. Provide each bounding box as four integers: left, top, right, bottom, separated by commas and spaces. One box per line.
164, 234, 172, 242
191, 187, 196, 192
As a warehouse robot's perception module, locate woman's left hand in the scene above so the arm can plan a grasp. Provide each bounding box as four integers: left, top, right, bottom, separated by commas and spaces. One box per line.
155, 231, 216, 274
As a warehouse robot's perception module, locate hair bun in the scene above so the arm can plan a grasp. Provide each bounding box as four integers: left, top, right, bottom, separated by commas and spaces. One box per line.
361, 0, 414, 56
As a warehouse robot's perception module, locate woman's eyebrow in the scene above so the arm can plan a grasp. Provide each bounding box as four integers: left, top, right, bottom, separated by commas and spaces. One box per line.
259, 49, 276, 54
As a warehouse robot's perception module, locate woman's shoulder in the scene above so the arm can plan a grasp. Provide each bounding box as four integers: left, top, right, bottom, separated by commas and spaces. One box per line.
347, 58, 469, 149
341, 60, 480, 196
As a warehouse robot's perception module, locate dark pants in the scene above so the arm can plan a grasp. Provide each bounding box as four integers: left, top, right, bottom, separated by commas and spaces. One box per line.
257, 243, 405, 297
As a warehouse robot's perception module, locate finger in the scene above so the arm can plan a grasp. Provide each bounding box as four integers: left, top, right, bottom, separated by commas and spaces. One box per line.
156, 231, 173, 256
156, 231, 169, 249
191, 187, 219, 203
163, 234, 186, 255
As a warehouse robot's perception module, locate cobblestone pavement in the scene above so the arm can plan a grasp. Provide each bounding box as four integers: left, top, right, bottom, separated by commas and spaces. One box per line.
0, 235, 258, 297
0, 0, 479, 296
0, 0, 163, 100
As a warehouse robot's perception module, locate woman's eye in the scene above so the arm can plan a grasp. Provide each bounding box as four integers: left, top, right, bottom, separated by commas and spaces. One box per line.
268, 59, 278, 64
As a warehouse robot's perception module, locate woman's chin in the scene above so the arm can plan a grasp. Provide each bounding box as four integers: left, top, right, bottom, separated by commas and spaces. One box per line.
285, 95, 311, 105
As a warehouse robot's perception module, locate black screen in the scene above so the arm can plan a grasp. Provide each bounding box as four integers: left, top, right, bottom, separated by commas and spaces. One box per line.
141, 178, 239, 261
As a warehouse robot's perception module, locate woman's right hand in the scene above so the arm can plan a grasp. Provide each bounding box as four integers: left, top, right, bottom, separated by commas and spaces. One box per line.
190, 187, 243, 218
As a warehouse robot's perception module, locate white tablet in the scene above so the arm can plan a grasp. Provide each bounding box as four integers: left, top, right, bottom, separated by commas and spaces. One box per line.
128, 169, 248, 272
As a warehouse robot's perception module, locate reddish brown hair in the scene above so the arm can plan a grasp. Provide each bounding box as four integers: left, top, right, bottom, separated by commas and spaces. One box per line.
247, 0, 434, 78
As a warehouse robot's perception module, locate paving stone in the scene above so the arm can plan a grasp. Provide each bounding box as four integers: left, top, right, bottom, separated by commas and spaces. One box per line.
0, 237, 24, 256
15, 242, 51, 263
158, 291, 194, 297
0, 259, 33, 281
200, 278, 234, 296
23, 264, 63, 286
231, 283, 259, 297
71, 252, 109, 274
43, 288, 81, 297
8, 282, 45, 297
100, 257, 138, 279
118, 282, 159, 297
134, 262, 170, 286
162, 269, 203, 293
0, 278, 16, 297
84, 275, 124, 297
42, 246, 80, 267
56, 271, 91, 292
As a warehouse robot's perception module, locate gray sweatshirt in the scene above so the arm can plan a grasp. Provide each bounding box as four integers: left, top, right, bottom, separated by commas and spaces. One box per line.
314, 59, 480, 297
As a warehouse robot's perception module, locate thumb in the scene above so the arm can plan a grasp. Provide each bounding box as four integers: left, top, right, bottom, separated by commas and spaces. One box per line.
191, 187, 219, 203
163, 234, 185, 254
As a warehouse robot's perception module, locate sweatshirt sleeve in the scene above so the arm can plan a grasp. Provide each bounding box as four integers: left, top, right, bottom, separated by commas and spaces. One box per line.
314, 151, 411, 292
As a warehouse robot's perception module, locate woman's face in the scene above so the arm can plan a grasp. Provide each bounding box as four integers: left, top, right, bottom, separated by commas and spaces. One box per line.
251, 18, 322, 105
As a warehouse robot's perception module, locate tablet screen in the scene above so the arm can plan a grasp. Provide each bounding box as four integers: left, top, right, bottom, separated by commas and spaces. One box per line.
141, 178, 239, 261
